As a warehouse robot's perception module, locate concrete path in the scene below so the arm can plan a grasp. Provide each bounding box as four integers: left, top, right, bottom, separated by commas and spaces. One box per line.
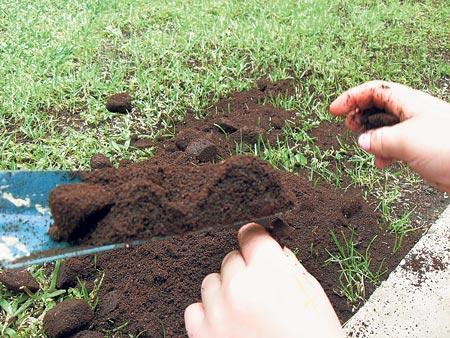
344, 204, 450, 337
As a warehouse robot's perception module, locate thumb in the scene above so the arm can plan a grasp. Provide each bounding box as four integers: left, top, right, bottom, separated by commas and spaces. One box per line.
358, 123, 409, 161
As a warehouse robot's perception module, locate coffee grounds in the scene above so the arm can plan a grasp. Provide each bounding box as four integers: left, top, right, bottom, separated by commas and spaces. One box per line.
50, 156, 294, 245
90, 153, 112, 170
48, 184, 113, 242
49, 79, 419, 337
360, 107, 400, 131
106, 92, 132, 114
43, 299, 94, 338
66, 178, 398, 337
0, 269, 40, 293
70, 331, 104, 338
402, 249, 447, 287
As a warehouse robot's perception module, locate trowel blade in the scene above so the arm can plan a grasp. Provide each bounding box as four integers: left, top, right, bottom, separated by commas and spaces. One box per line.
3, 214, 280, 269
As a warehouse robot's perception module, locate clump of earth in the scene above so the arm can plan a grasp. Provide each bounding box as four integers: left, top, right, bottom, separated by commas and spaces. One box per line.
105, 92, 133, 113
360, 107, 400, 131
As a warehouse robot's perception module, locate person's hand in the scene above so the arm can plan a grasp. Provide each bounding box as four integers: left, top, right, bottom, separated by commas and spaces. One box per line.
184, 223, 344, 338
329, 80, 450, 192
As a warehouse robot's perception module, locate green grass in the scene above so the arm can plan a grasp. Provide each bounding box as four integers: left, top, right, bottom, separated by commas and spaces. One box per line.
326, 231, 386, 309
0, 0, 448, 169
377, 177, 418, 253
0, 259, 106, 337
0, 0, 449, 335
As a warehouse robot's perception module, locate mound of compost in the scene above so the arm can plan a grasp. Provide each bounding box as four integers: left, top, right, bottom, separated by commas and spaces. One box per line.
49, 156, 295, 244
41, 78, 430, 337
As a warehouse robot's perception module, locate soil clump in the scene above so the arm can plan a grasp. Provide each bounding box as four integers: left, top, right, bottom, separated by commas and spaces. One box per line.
106, 92, 133, 113
43, 299, 94, 338
0, 269, 39, 293
132, 137, 153, 149
48, 184, 113, 242
90, 153, 112, 170
360, 107, 400, 131
57, 258, 96, 289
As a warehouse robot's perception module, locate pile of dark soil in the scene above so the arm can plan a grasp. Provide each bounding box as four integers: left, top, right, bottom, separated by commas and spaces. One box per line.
39, 78, 432, 337
49, 156, 294, 244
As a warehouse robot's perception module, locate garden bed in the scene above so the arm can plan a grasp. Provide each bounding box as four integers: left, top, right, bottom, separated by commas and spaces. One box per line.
4, 79, 448, 337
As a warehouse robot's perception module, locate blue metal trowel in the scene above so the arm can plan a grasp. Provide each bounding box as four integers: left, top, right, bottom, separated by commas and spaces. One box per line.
0, 171, 280, 269
0, 171, 142, 269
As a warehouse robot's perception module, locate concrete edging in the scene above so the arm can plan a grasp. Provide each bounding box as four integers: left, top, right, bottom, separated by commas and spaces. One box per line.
344, 203, 450, 337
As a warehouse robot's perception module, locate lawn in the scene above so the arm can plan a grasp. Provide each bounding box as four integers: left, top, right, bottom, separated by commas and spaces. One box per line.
0, 0, 449, 336
1, 0, 448, 170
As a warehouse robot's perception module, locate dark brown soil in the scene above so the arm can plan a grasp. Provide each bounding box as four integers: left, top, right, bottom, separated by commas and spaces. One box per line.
90, 153, 112, 170
70, 331, 104, 338
44, 78, 439, 337
106, 92, 132, 113
48, 184, 113, 242
0, 269, 39, 293
131, 137, 153, 149
50, 156, 294, 245
361, 107, 400, 131
402, 249, 447, 287
56, 257, 96, 289
43, 299, 94, 338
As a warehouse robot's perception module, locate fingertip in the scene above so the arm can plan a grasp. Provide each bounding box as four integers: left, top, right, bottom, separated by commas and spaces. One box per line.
345, 110, 362, 132
238, 223, 282, 265
185, 302, 205, 337
358, 133, 371, 151
237, 222, 265, 243
329, 93, 352, 116
201, 273, 221, 293
329, 100, 340, 116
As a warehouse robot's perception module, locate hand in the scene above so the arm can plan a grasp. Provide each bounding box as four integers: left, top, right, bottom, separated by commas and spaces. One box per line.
184, 223, 344, 338
329, 80, 450, 192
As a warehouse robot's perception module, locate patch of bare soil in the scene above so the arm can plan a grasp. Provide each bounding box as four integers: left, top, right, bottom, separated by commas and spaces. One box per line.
4, 78, 446, 338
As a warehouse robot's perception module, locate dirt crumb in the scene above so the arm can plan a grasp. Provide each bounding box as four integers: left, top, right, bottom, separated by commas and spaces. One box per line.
0, 269, 39, 293
361, 107, 400, 131
90, 153, 112, 170
43, 299, 94, 338
185, 138, 218, 162
106, 92, 132, 113
57, 258, 97, 289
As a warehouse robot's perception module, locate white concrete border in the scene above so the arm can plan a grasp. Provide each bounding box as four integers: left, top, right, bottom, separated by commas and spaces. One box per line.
344, 204, 450, 337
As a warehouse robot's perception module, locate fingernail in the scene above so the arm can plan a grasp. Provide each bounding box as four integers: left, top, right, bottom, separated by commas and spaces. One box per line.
237, 222, 256, 241
358, 133, 370, 151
